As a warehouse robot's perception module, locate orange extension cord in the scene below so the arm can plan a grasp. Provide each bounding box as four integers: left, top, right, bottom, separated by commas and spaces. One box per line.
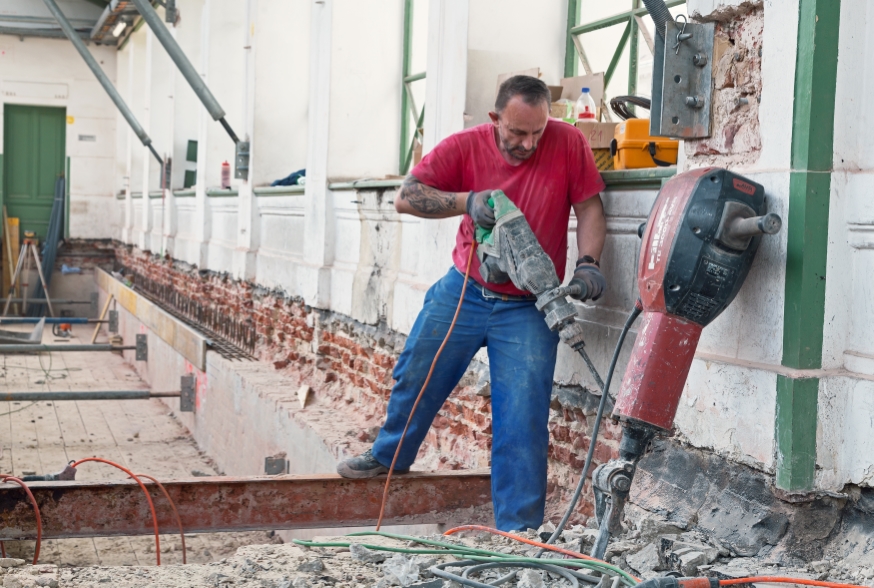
136, 473, 187, 564
71, 458, 162, 565
0, 475, 42, 564
375, 244, 477, 531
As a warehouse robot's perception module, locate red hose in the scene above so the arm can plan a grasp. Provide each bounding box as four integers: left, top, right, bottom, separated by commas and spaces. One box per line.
376, 244, 476, 531
0, 475, 42, 565
71, 458, 162, 565
136, 473, 187, 564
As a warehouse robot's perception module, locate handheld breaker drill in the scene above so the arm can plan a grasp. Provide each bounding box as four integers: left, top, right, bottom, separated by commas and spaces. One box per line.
588, 167, 782, 559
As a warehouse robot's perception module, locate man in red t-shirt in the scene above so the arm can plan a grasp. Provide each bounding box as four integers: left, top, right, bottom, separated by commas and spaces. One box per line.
338, 76, 607, 532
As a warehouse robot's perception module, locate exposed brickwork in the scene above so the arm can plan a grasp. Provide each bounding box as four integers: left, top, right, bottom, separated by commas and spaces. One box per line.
114, 243, 621, 526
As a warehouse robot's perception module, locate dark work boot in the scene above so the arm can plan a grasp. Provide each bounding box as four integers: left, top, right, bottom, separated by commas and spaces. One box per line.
336, 449, 409, 479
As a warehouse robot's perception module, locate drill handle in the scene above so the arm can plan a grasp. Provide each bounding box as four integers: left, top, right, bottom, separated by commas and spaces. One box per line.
726, 212, 782, 240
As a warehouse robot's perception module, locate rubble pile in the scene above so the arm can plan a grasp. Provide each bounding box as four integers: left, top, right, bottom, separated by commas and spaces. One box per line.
4, 512, 872, 587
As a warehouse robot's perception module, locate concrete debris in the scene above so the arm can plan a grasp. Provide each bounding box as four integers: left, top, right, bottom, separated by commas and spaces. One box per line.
0, 561, 25, 569
516, 569, 544, 588
626, 543, 660, 576
295, 558, 325, 573
381, 554, 420, 586
350, 543, 388, 564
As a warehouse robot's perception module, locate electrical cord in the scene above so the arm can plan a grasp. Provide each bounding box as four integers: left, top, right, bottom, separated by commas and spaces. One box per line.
71, 458, 162, 565
135, 473, 187, 564
375, 243, 477, 531
543, 303, 643, 550
0, 475, 42, 564
609, 96, 652, 121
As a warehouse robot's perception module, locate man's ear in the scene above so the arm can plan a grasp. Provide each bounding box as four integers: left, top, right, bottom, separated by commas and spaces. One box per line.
488, 111, 499, 125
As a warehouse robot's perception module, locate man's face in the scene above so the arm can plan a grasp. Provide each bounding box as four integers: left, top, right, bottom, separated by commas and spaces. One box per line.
489, 96, 549, 164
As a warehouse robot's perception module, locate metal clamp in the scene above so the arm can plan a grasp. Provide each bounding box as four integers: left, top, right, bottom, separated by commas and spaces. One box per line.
657, 19, 715, 138
673, 15, 692, 54
108, 310, 118, 334
135, 334, 148, 361
590, 459, 637, 560
180, 374, 196, 413
90, 292, 99, 314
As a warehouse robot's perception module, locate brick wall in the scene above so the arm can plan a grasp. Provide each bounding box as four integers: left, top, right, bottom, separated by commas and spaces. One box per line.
115, 243, 622, 526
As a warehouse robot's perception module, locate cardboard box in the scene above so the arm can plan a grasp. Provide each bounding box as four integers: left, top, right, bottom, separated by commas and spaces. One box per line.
550, 101, 573, 120
575, 121, 618, 149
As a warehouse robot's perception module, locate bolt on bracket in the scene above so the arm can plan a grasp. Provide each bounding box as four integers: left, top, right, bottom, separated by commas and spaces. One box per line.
180, 374, 195, 413
235, 141, 250, 180
135, 334, 148, 361
108, 310, 118, 333
656, 20, 715, 138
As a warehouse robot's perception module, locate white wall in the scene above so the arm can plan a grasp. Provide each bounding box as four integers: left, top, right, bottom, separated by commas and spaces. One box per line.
465, 0, 567, 127
0, 35, 121, 239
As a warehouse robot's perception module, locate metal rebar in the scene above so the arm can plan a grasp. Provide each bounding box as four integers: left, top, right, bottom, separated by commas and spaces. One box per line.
0, 391, 180, 402
0, 344, 136, 353
42, 0, 163, 166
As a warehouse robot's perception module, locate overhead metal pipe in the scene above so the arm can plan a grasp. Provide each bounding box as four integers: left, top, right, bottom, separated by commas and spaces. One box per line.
0, 344, 135, 353
129, 0, 240, 144
0, 390, 179, 402
0, 317, 107, 324
42, 0, 163, 166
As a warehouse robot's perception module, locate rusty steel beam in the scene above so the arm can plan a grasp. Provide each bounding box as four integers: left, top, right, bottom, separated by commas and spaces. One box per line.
0, 471, 492, 540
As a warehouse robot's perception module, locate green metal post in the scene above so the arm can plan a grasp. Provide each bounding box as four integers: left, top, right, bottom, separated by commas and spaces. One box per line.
776, 0, 841, 492
564, 0, 581, 77
628, 0, 640, 97
604, 21, 632, 87
399, 0, 414, 175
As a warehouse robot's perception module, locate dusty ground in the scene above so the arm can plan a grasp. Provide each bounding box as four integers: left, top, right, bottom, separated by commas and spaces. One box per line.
0, 519, 869, 588
0, 323, 276, 567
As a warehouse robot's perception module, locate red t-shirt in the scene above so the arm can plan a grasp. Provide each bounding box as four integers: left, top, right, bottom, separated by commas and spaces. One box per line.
411, 119, 605, 295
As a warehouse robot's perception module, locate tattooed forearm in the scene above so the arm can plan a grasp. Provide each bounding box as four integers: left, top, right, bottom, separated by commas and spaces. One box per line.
397, 176, 461, 217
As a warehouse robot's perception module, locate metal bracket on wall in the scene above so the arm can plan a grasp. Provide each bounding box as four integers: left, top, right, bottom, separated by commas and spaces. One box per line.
656, 20, 715, 138
235, 141, 250, 180
180, 374, 195, 413
264, 454, 289, 476
90, 292, 98, 314
135, 334, 147, 361
108, 310, 118, 334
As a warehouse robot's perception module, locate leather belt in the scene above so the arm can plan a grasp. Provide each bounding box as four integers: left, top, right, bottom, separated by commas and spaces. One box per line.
472, 280, 536, 302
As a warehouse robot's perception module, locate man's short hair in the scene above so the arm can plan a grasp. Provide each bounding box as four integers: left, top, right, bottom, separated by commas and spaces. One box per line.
495, 75, 551, 114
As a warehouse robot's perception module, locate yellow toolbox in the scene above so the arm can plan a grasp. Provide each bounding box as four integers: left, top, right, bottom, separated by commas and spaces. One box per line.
610, 119, 679, 170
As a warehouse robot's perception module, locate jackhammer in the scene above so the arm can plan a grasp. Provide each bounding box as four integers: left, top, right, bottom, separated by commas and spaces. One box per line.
589, 167, 781, 559
477, 170, 782, 562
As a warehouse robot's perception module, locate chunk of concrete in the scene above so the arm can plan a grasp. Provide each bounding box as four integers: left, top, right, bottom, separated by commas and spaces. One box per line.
296, 559, 325, 573
0, 561, 25, 569
627, 544, 661, 575
350, 543, 387, 564
679, 551, 708, 576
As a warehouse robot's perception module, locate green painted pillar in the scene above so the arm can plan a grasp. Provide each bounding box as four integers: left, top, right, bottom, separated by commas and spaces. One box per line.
564, 0, 581, 77
776, 0, 841, 492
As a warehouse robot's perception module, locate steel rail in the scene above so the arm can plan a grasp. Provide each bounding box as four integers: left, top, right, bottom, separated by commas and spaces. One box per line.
0, 471, 492, 540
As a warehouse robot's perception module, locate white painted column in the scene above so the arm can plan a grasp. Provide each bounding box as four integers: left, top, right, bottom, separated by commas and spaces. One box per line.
232, 0, 259, 281
139, 28, 154, 252
162, 25, 180, 257
298, 0, 334, 308
194, 0, 212, 268
122, 43, 135, 244
416, 0, 470, 285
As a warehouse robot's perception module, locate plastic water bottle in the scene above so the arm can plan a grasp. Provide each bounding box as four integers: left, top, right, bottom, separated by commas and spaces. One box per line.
575, 87, 596, 120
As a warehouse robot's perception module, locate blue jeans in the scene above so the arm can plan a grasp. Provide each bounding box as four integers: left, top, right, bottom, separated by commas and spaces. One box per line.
372, 268, 559, 531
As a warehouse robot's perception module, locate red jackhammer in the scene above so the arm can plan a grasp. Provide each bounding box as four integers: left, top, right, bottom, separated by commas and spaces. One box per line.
589, 167, 781, 558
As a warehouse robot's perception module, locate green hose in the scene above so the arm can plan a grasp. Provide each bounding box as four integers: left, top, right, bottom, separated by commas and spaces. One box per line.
292, 531, 639, 585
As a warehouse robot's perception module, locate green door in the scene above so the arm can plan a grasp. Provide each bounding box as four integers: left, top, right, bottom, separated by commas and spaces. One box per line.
2, 104, 66, 241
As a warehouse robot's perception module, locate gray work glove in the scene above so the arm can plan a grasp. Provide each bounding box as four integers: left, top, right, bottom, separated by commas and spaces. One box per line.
466, 190, 496, 229
569, 263, 606, 301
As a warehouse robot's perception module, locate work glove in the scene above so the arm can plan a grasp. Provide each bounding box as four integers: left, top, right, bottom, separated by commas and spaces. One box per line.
569, 262, 606, 301
466, 190, 497, 230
